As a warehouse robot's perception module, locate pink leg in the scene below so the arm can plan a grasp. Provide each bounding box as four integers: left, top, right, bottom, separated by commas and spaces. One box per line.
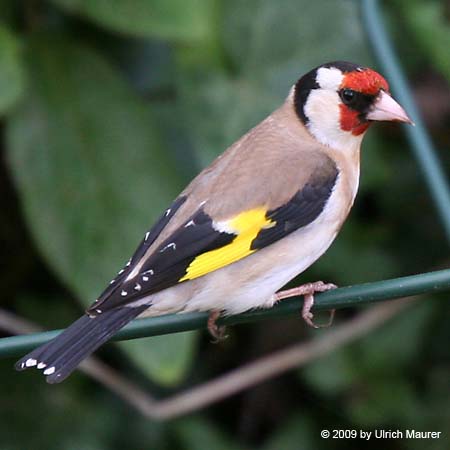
273, 281, 337, 328
207, 310, 228, 342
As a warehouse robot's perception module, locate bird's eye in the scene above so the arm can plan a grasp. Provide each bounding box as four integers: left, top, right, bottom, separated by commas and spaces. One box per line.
340, 89, 356, 105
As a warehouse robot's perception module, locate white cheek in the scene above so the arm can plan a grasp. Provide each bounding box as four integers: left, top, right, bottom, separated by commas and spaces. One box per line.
305, 90, 340, 142
304, 90, 364, 152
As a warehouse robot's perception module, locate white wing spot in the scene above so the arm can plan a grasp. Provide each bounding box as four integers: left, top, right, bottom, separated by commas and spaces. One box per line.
145, 231, 150, 241
160, 242, 176, 252
126, 259, 131, 267
43, 366, 56, 375
142, 269, 154, 275
37, 362, 46, 369
184, 220, 195, 227
121, 290, 128, 297
96, 309, 102, 314
25, 358, 37, 367
110, 279, 115, 284
134, 283, 142, 291
118, 269, 125, 275
142, 276, 149, 282
165, 208, 171, 216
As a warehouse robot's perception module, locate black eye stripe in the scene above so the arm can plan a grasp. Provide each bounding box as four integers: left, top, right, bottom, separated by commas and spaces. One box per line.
339, 89, 375, 115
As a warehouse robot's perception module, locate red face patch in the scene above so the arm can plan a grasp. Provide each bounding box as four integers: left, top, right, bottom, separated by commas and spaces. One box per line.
339, 104, 370, 135
341, 68, 389, 95
338, 68, 389, 135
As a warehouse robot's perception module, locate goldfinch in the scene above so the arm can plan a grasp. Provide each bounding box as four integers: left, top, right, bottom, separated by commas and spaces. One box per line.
16, 61, 412, 383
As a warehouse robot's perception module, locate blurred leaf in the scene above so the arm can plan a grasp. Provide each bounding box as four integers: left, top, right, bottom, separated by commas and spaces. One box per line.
107, 39, 176, 93
263, 414, 316, 450
6, 34, 195, 384
396, 0, 450, 82
182, 0, 373, 165
121, 331, 197, 386
175, 417, 245, 450
302, 348, 359, 396
303, 302, 434, 415
0, 24, 26, 114
358, 299, 434, 370
0, 358, 120, 450
6, 33, 181, 304
0, 0, 16, 24
360, 130, 393, 191
348, 377, 421, 427
153, 99, 200, 179
179, 75, 279, 165
417, 366, 450, 450
223, 0, 371, 87
313, 221, 398, 285
51, 0, 218, 43
303, 301, 435, 427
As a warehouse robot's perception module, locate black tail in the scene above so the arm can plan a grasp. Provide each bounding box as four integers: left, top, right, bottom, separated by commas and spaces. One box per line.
15, 305, 147, 383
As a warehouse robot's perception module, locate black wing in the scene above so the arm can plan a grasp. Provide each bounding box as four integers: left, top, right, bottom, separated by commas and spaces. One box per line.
91, 195, 187, 307
88, 205, 236, 314
251, 167, 339, 250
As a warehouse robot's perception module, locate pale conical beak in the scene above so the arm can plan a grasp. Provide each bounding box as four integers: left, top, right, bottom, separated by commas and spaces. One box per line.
366, 90, 414, 125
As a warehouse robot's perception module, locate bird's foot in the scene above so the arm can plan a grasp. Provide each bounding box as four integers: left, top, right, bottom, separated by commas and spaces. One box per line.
207, 310, 228, 343
274, 281, 337, 328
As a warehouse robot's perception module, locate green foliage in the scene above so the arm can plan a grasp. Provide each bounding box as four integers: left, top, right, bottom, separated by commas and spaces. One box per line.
394, 0, 450, 82
263, 415, 317, 450
51, 0, 219, 43
0, 24, 25, 114
6, 34, 192, 384
302, 301, 435, 425
121, 331, 198, 386
183, 0, 372, 165
175, 417, 245, 450
7, 35, 179, 301
1, 0, 449, 448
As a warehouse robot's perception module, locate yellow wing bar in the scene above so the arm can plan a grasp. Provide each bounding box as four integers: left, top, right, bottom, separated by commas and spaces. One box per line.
179, 208, 275, 281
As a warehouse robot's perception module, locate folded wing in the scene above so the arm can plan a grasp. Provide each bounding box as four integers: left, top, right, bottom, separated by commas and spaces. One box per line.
88, 161, 338, 314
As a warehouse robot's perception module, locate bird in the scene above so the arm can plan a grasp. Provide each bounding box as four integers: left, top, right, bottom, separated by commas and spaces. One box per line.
16, 61, 412, 383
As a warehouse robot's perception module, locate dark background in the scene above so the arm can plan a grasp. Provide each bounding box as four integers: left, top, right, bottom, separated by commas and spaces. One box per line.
0, 0, 449, 449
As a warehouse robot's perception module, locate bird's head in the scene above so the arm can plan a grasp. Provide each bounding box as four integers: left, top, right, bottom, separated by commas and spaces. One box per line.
294, 61, 413, 150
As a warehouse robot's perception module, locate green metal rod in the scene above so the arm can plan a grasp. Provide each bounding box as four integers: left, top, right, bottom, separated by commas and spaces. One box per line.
1, 269, 449, 359
361, 0, 450, 243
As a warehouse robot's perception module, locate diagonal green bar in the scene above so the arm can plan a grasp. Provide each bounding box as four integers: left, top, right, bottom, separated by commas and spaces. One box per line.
1, 269, 449, 359
361, 0, 450, 243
